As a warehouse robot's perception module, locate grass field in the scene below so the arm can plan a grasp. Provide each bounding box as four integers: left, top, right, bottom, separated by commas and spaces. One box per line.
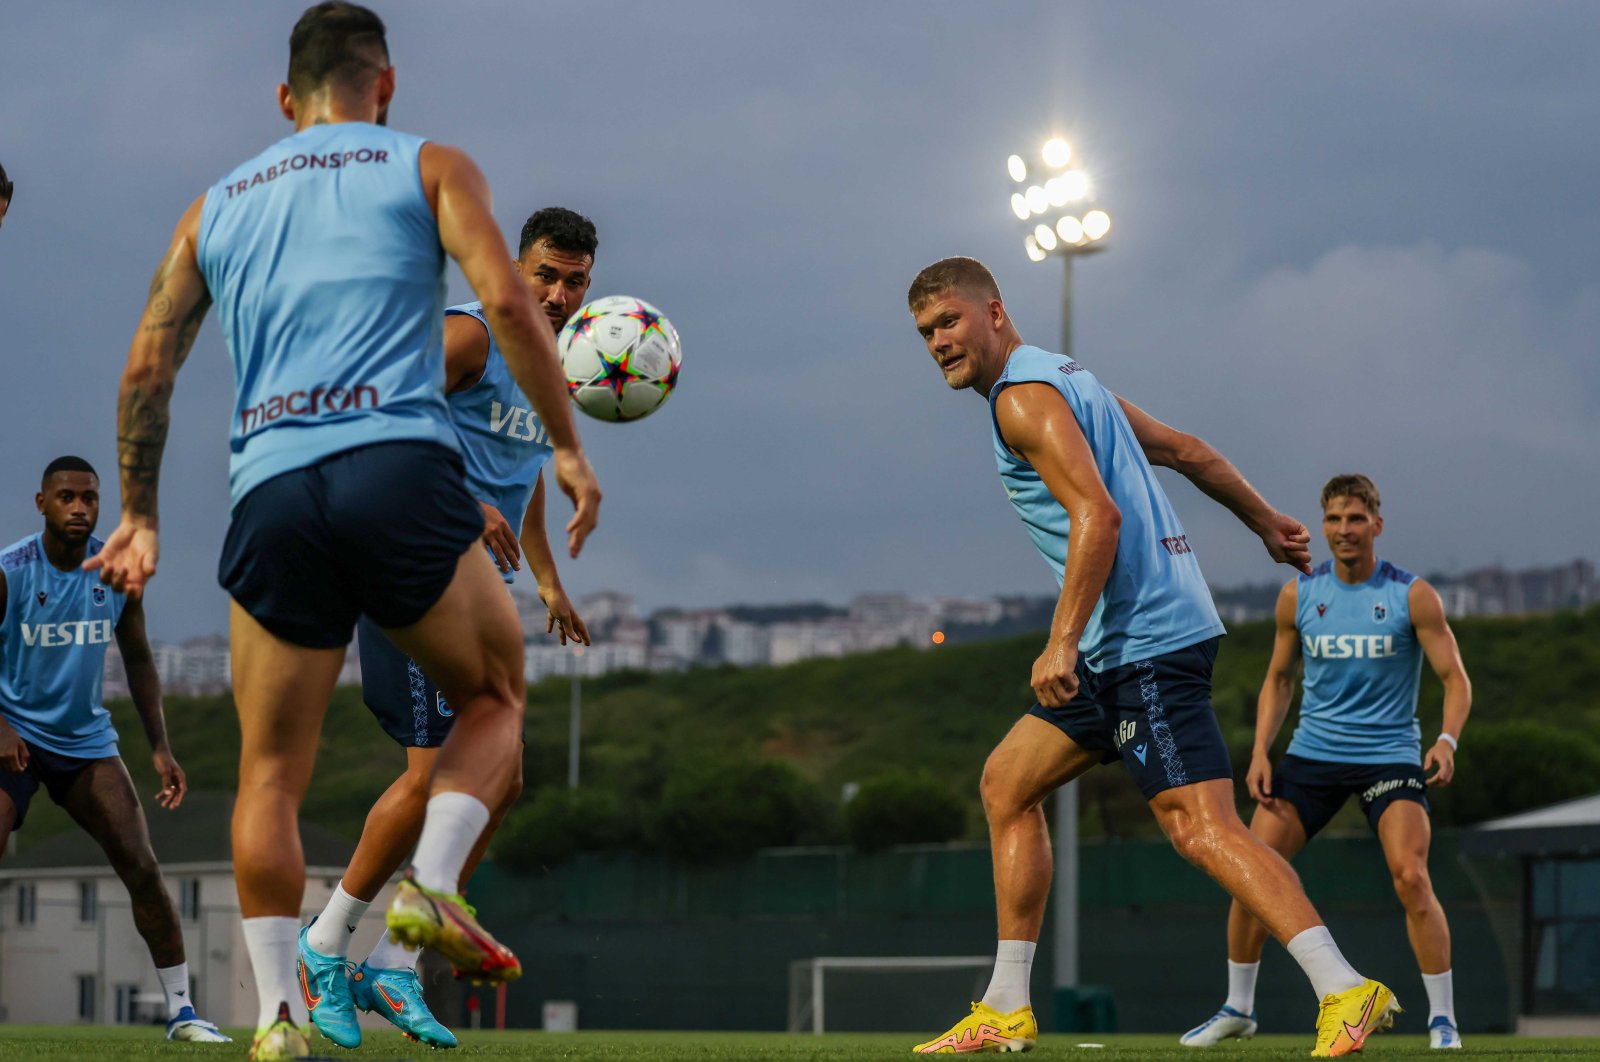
0, 1027, 1597, 1060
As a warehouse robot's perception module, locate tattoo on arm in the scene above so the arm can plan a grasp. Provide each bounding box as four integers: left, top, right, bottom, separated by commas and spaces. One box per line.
119, 255, 212, 519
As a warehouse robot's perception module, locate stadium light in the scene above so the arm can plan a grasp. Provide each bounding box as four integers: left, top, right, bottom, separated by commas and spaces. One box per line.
1004, 136, 1111, 361
1001, 132, 1116, 1011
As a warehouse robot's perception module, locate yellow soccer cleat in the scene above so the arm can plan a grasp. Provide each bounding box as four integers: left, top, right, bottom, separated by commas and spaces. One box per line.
386, 873, 522, 983
1312, 978, 1400, 1057
913, 1002, 1037, 1054
248, 1002, 311, 1061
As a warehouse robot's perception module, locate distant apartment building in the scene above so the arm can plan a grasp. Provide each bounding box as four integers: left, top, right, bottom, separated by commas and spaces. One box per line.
98, 561, 1596, 693
1431, 560, 1597, 617
0, 793, 400, 1030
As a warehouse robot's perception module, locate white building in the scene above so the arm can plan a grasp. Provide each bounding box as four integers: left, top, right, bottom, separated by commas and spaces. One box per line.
0, 792, 398, 1029
708, 617, 769, 667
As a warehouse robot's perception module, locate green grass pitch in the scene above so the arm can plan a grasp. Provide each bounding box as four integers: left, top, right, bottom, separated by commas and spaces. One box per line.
0, 1027, 1597, 1059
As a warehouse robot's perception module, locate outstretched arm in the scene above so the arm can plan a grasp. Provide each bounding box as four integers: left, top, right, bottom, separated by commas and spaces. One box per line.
1248, 580, 1303, 806
85, 196, 212, 597
1116, 394, 1311, 574
113, 597, 186, 809
996, 383, 1122, 708
520, 471, 589, 646
1411, 579, 1471, 787
420, 142, 600, 557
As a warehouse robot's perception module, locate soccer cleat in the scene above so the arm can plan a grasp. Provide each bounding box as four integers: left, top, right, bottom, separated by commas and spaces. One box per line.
1428, 1015, 1463, 1049
1312, 978, 1400, 1057
298, 923, 361, 1049
249, 1002, 311, 1061
352, 961, 459, 1049
385, 873, 522, 983
165, 1004, 232, 1042
1179, 1004, 1258, 1046
913, 1002, 1036, 1053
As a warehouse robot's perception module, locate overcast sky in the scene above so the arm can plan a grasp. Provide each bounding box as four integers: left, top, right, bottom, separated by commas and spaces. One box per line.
2, 2, 1596, 641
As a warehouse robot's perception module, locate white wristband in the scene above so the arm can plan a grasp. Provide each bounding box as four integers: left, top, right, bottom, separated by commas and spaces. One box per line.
1436, 733, 1458, 751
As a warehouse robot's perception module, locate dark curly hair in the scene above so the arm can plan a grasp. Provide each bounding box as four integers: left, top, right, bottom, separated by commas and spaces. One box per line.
0, 160, 13, 204
517, 207, 598, 260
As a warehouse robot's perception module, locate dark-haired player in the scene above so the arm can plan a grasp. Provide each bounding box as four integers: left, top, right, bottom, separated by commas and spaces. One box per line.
1, 458, 227, 1043
88, 4, 602, 1058
298, 207, 598, 1049
904, 257, 1395, 1057
1181, 474, 1470, 1051
0, 160, 13, 230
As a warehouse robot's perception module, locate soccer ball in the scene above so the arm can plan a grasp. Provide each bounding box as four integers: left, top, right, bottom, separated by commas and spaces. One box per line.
558, 295, 682, 422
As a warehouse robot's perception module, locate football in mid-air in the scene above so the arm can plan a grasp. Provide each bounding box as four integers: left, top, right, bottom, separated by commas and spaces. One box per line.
558, 295, 682, 422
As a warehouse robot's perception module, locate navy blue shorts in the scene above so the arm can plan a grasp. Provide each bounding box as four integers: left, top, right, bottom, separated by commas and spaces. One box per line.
1272, 754, 1429, 838
218, 442, 483, 649
1027, 637, 1232, 800
355, 617, 457, 748
0, 743, 102, 830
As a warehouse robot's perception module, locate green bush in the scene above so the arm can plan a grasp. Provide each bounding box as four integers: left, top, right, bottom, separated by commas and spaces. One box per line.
493, 786, 635, 871
845, 770, 968, 852
1432, 719, 1600, 826
647, 756, 827, 861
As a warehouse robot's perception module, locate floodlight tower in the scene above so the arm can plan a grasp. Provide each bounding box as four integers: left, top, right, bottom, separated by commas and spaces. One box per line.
1006, 137, 1112, 361
1005, 136, 1112, 1027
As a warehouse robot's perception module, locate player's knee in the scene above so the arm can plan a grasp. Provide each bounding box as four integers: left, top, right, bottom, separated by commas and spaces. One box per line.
1163, 815, 1224, 868
1391, 862, 1433, 907
113, 847, 164, 894
978, 758, 1025, 819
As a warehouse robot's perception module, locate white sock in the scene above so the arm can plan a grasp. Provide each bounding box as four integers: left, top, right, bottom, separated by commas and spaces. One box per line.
979, 939, 1036, 1013
1225, 959, 1259, 1015
305, 883, 371, 958
366, 931, 421, 973
1422, 969, 1455, 1024
156, 962, 192, 1020
241, 916, 307, 1030
1286, 926, 1364, 1000
411, 792, 490, 893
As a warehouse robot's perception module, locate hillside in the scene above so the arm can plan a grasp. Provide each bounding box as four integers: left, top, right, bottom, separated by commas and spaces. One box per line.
16, 607, 1598, 853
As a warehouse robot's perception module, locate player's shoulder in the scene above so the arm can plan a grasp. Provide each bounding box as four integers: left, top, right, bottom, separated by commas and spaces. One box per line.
1001, 344, 1089, 384
0, 535, 40, 574
1374, 559, 1417, 587
445, 300, 487, 320
1298, 559, 1333, 583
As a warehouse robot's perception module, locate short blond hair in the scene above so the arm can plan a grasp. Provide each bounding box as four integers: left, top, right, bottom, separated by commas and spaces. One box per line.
1321, 473, 1380, 514
907, 256, 1002, 312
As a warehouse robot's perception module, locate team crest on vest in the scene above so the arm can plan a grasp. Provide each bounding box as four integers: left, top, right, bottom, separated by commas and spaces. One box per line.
35, 591, 47, 606
92, 586, 107, 606
1373, 602, 1387, 622
1316, 603, 1327, 618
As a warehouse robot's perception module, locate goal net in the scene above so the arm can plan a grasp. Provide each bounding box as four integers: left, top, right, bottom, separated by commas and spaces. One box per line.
787, 956, 992, 1034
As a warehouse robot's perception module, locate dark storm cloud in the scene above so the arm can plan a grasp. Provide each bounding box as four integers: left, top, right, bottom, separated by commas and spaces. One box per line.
1, 1, 1595, 639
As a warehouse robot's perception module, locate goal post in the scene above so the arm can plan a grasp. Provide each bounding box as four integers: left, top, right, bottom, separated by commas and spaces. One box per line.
787, 956, 993, 1035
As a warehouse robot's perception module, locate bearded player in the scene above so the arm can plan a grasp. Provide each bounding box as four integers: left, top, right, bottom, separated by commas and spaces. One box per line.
1180, 474, 1470, 1051
297, 208, 597, 1050
89, 5, 602, 1058
906, 258, 1396, 1057
1, 458, 228, 1043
